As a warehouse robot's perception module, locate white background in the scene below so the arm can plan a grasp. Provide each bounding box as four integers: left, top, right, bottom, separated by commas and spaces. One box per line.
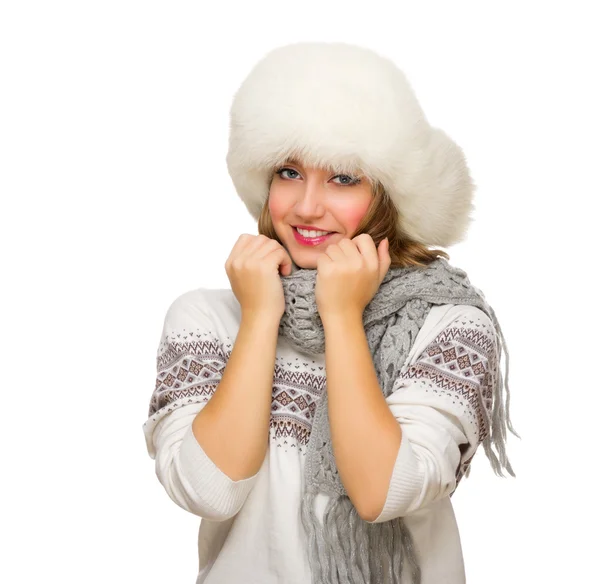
1, 1, 598, 582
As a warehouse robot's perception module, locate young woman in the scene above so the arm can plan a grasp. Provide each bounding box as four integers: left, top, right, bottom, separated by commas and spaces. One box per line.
143, 42, 518, 584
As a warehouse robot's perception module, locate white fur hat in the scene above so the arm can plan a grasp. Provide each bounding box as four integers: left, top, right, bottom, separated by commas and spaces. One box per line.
226, 42, 476, 247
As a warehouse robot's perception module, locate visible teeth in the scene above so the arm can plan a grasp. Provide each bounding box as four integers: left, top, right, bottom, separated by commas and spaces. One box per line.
297, 228, 331, 238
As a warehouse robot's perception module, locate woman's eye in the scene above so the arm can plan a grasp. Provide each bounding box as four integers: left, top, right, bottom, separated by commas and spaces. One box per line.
277, 168, 300, 179
333, 174, 360, 186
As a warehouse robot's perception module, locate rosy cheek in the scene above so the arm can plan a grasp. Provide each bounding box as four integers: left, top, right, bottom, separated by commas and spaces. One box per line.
268, 193, 287, 222
345, 201, 371, 232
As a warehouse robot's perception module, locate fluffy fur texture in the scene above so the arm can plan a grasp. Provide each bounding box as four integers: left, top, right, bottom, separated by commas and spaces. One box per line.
226, 41, 477, 247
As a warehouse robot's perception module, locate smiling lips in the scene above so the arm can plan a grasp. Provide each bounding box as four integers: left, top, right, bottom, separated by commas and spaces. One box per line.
292, 226, 336, 246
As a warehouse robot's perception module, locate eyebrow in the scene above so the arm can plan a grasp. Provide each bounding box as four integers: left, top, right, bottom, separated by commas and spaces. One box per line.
284, 157, 302, 166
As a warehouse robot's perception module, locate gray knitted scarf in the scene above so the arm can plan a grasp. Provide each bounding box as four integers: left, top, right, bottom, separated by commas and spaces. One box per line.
278, 256, 519, 584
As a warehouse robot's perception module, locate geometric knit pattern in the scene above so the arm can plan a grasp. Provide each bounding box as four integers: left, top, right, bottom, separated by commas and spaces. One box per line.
146, 315, 496, 481
395, 314, 498, 489
270, 356, 327, 452
398, 319, 496, 443
148, 331, 231, 418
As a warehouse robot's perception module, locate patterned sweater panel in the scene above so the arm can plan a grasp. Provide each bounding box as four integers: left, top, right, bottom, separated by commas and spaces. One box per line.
143, 288, 260, 520
143, 288, 498, 525
145, 287, 236, 455
367, 304, 499, 523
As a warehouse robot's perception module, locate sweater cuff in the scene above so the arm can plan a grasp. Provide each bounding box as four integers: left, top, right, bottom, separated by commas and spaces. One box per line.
367, 434, 424, 523
178, 423, 260, 517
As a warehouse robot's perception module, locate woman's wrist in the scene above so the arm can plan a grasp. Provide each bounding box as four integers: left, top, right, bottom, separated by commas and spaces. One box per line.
241, 310, 282, 329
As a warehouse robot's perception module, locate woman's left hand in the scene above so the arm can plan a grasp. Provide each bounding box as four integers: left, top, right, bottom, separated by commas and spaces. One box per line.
316, 234, 391, 319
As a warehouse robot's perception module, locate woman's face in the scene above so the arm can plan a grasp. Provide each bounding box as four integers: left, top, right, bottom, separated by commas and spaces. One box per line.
268, 158, 373, 269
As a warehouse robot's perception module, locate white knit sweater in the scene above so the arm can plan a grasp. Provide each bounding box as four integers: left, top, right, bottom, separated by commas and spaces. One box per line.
143, 287, 498, 584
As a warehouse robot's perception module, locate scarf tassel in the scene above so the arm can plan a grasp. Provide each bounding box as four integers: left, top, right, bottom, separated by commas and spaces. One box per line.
300, 488, 422, 584
483, 306, 522, 479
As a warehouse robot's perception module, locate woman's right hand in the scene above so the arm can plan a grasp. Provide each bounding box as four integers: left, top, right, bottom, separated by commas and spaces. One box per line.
225, 234, 293, 321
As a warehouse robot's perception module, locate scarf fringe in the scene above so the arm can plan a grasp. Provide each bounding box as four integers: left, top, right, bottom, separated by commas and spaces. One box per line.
300, 486, 333, 583
481, 304, 521, 478
301, 487, 422, 584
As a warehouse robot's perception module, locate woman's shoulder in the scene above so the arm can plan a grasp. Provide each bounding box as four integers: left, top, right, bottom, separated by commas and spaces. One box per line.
409, 303, 495, 362
425, 303, 493, 330
161, 287, 241, 343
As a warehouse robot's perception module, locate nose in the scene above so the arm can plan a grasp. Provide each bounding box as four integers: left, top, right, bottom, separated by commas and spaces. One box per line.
294, 179, 326, 219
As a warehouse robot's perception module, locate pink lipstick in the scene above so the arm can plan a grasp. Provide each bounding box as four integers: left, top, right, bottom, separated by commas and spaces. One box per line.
292, 226, 335, 247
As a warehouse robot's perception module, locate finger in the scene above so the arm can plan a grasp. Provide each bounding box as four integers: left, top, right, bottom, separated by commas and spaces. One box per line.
375, 238, 391, 282
258, 241, 293, 275
337, 237, 362, 258
324, 243, 346, 262
351, 234, 378, 267
237, 235, 277, 262
252, 237, 285, 260
227, 233, 255, 259
277, 248, 293, 276
316, 252, 332, 269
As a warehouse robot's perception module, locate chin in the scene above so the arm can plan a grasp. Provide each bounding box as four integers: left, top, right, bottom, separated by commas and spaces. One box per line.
294, 260, 317, 270
285, 249, 316, 270
297, 256, 324, 270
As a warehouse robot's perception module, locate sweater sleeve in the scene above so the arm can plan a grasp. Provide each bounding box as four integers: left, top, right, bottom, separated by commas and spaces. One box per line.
366, 304, 496, 523
142, 289, 260, 521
